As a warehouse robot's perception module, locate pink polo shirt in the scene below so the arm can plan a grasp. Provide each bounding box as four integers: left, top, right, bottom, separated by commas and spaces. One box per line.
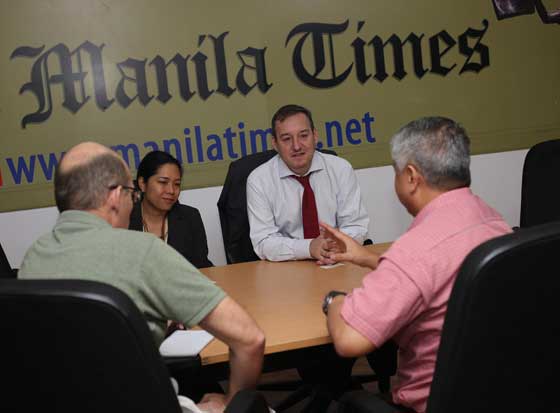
341, 188, 511, 413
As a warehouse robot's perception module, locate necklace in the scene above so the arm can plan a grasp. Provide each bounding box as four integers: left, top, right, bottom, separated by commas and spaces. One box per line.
141, 204, 168, 242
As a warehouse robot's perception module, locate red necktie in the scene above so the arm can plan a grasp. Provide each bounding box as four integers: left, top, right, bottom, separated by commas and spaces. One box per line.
291, 174, 320, 239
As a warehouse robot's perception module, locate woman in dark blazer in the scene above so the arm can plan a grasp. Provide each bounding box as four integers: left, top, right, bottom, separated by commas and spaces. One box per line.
129, 151, 213, 268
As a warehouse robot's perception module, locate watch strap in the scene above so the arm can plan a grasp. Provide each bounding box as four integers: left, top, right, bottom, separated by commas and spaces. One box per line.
322, 290, 347, 315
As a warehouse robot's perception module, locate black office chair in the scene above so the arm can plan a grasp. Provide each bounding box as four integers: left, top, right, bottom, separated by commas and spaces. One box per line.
218, 149, 278, 264
0, 241, 17, 278
0, 279, 268, 413
339, 221, 560, 413
520, 139, 560, 228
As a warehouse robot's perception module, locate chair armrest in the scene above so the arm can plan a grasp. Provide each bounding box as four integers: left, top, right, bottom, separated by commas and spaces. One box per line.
162, 355, 201, 371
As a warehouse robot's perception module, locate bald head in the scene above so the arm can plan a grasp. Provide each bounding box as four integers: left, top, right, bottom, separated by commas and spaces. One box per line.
55, 142, 131, 212
59, 142, 116, 173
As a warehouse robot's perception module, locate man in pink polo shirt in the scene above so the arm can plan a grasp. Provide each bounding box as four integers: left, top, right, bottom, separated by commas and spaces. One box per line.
320, 117, 511, 413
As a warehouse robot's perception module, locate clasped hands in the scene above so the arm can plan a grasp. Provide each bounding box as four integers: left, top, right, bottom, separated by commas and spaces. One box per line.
311, 222, 380, 270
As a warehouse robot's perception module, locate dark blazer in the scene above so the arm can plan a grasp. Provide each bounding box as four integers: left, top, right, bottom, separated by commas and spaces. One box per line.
0, 242, 17, 279
129, 202, 213, 268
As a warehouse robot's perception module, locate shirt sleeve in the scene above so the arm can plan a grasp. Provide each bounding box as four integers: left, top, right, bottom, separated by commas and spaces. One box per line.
139, 239, 226, 328
340, 257, 425, 348
247, 174, 312, 261
334, 161, 369, 244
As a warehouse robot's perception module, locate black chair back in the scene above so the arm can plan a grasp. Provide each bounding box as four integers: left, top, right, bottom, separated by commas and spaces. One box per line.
0, 279, 182, 413
0, 241, 15, 278
218, 148, 337, 264
520, 139, 560, 227
218, 150, 278, 264
427, 222, 560, 413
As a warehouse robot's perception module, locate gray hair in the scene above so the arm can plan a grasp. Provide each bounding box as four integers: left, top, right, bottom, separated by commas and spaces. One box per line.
55, 153, 130, 212
390, 117, 471, 190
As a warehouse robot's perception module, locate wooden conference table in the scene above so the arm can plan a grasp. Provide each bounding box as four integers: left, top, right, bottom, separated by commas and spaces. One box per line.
199, 242, 391, 366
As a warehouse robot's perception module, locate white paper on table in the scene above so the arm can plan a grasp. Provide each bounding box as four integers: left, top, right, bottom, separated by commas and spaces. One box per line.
159, 330, 215, 357
319, 262, 345, 270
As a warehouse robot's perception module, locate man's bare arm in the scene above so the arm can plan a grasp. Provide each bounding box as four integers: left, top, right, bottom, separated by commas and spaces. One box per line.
199, 296, 265, 404
327, 296, 376, 357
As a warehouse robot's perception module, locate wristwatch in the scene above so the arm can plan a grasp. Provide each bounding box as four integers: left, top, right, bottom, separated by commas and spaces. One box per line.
322, 290, 347, 315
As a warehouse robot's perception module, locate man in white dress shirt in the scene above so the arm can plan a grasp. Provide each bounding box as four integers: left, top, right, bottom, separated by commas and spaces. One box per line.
247, 104, 370, 262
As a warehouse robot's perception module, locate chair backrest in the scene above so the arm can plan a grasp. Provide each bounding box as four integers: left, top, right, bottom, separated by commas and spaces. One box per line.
520, 139, 560, 227
217, 148, 336, 264
426, 221, 560, 413
0, 241, 15, 278
0, 279, 181, 413
218, 150, 278, 264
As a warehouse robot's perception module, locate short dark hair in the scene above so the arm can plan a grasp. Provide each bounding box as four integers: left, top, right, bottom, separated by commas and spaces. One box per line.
55, 153, 130, 212
271, 104, 315, 137
136, 151, 183, 186
390, 116, 471, 190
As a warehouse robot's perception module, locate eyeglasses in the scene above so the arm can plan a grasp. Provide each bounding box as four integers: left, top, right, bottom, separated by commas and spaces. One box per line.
108, 185, 142, 204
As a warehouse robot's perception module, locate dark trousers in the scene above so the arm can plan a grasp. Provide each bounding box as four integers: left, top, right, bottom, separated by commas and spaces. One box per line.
338, 391, 415, 413
169, 363, 224, 402
296, 344, 357, 411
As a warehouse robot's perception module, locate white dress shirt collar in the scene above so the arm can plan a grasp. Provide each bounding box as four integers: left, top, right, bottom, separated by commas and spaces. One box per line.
277, 151, 324, 179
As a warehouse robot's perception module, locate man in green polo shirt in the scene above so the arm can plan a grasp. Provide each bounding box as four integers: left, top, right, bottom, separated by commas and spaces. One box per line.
19, 142, 265, 413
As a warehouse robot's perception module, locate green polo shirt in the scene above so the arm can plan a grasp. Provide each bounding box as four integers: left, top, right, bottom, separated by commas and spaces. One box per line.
19, 210, 226, 346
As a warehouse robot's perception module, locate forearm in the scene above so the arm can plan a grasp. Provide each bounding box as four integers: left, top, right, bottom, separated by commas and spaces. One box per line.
327, 297, 376, 357
198, 297, 265, 402
327, 297, 349, 349
254, 236, 312, 261
355, 250, 380, 270
325, 236, 380, 269
226, 340, 265, 401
